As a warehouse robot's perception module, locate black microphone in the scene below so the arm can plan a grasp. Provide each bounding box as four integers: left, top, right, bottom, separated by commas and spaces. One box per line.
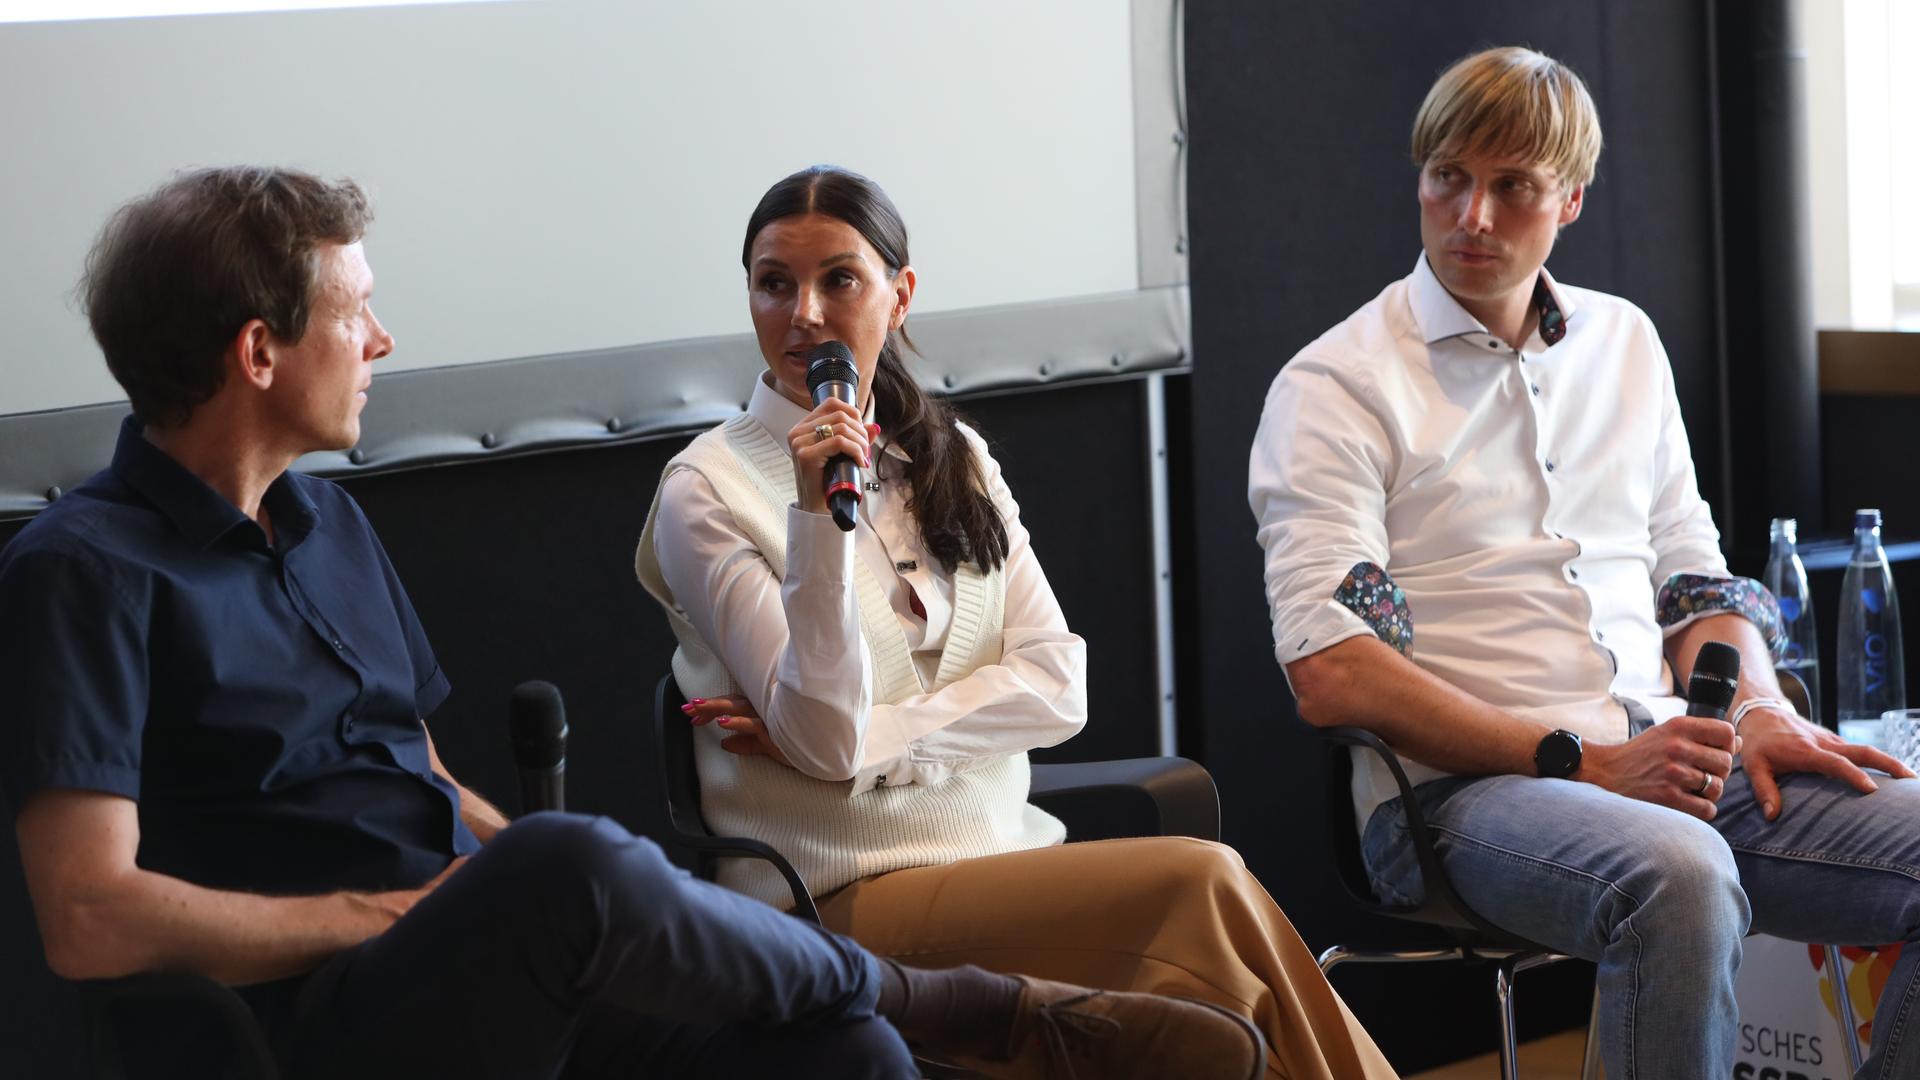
509, 680, 567, 814
805, 341, 861, 532
1686, 641, 1742, 721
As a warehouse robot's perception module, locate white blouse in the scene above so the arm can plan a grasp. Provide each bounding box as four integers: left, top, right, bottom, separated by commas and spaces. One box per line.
651, 375, 1087, 796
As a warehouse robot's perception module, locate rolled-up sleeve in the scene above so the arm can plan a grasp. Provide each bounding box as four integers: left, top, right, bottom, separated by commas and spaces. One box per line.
1249, 355, 1400, 667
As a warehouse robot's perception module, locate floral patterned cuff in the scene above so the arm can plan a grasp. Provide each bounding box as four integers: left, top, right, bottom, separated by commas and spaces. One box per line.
1654, 573, 1785, 654
1334, 562, 1413, 656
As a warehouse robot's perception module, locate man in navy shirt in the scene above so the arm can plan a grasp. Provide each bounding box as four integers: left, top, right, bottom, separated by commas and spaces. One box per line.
0, 167, 1263, 1080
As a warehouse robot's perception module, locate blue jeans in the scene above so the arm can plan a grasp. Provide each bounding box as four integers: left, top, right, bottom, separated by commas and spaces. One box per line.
257, 814, 916, 1079
1363, 746, 1920, 1079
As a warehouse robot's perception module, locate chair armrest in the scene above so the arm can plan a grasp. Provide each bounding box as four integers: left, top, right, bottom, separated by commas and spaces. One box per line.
1314, 726, 1516, 941
79, 973, 279, 1080
1775, 666, 1812, 720
650, 674, 821, 923
1029, 757, 1220, 842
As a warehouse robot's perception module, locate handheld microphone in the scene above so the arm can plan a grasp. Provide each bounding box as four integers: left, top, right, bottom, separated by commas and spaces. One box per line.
509, 680, 567, 814
805, 341, 861, 533
1686, 641, 1742, 721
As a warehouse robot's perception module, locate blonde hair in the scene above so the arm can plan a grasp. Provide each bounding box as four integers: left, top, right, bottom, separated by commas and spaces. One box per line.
1411, 46, 1603, 187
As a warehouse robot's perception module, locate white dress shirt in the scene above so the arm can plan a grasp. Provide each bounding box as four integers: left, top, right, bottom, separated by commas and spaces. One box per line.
1250, 255, 1732, 822
652, 375, 1087, 796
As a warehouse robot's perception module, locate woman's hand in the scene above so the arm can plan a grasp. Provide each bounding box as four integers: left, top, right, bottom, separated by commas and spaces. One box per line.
787, 400, 878, 516
682, 695, 794, 768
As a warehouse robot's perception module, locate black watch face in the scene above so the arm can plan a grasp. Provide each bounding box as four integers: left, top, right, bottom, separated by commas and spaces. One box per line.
1536, 730, 1582, 778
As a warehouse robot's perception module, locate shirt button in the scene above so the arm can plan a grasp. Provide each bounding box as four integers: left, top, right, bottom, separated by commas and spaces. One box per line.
1569, 568, 1580, 580
343, 715, 356, 733
331, 639, 344, 650
875, 775, 887, 787
1531, 383, 1541, 396
1544, 460, 1556, 473
1487, 339, 1501, 349
1596, 631, 1607, 642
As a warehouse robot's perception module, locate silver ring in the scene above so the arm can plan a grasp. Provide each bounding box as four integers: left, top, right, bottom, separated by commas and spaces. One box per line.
813, 423, 834, 444
1695, 771, 1713, 797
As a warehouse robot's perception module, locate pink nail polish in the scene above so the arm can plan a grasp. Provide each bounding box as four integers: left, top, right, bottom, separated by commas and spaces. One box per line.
690, 698, 706, 705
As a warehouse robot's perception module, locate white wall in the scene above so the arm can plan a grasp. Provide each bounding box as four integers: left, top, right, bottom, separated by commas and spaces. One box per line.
0, 0, 1139, 414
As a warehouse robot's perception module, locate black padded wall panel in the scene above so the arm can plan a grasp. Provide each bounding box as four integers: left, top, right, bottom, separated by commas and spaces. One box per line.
1183, 2, 1724, 1069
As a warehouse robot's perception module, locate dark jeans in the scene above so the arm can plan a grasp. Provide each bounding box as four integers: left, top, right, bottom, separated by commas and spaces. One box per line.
262, 813, 915, 1079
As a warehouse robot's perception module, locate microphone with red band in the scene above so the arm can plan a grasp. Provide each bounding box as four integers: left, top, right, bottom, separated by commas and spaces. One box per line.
805, 341, 862, 532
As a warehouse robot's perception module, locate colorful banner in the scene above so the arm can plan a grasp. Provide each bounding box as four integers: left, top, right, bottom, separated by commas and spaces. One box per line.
1731, 934, 1899, 1079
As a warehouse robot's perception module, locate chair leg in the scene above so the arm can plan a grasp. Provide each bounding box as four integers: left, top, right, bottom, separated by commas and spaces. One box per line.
1316, 943, 1471, 974
1826, 944, 1865, 1075
1579, 981, 1601, 1080
1494, 960, 1520, 1080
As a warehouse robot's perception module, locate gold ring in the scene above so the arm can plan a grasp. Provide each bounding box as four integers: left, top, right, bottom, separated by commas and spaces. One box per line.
813, 423, 834, 443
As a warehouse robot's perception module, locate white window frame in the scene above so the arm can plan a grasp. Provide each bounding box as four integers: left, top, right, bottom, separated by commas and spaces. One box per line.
1803, 0, 1920, 330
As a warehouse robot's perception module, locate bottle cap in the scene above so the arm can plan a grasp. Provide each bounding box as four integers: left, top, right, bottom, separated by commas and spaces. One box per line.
1856, 508, 1884, 531
1770, 517, 1798, 542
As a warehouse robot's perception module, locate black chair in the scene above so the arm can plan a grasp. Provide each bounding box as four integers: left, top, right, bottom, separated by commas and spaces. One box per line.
645, 672, 1223, 923
1314, 665, 1851, 1080
1314, 725, 1598, 1080
647, 673, 1223, 1079
78, 973, 278, 1080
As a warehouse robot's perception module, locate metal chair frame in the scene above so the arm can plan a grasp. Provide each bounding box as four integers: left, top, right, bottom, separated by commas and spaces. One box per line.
1314, 724, 1597, 1080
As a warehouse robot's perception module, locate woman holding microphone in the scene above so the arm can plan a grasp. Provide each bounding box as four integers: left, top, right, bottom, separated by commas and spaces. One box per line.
637, 166, 1394, 1080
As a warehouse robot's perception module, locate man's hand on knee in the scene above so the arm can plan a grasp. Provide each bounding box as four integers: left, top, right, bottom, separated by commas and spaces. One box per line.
1574, 715, 1741, 821
1737, 707, 1914, 821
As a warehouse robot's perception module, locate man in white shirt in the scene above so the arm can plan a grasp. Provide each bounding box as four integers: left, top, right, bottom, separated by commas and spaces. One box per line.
1250, 46, 1920, 1076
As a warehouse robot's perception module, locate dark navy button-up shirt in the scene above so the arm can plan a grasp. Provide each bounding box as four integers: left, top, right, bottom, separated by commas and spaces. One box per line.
0, 418, 477, 895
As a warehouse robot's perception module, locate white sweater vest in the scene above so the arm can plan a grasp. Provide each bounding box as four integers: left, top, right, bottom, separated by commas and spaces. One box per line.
635, 413, 1064, 908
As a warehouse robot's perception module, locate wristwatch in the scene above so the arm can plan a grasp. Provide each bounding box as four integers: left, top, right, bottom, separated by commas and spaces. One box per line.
1534, 729, 1584, 779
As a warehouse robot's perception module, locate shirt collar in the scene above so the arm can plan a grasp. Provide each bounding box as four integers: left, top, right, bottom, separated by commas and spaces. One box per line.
1408, 254, 1580, 351
110, 415, 320, 551
745, 372, 910, 463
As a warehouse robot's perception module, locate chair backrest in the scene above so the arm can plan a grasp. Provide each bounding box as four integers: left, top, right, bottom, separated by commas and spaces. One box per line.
1316, 727, 1552, 950
646, 673, 822, 922
648, 673, 715, 851
1322, 739, 1392, 907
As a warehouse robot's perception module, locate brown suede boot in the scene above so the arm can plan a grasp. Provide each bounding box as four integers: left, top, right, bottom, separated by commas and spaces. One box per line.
942, 976, 1267, 1080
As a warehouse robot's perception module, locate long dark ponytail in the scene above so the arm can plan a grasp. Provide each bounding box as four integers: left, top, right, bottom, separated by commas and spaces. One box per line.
743, 166, 1009, 572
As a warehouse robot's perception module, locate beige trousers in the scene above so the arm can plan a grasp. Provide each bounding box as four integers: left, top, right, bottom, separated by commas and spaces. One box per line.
816, 836, 1398, 1080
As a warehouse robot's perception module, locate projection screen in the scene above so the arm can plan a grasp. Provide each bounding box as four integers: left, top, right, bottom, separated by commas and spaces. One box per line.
0, 0, 1188, 514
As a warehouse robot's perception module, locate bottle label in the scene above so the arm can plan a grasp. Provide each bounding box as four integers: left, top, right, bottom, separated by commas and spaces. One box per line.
1865, 631, 1889, 695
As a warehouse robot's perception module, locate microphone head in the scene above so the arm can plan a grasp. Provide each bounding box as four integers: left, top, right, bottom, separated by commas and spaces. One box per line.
1687, 641, 1742, 713
805, 341, 859, 396
509, 680, 568, 770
